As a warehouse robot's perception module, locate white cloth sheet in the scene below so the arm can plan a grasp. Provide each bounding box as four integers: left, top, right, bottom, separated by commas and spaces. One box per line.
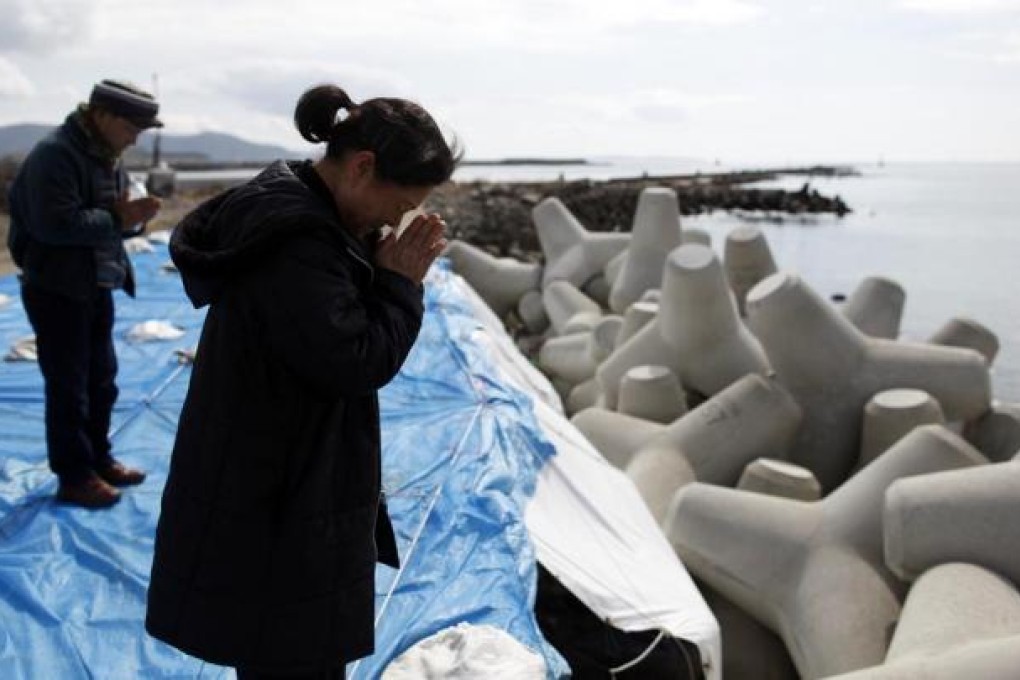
448, 272, 722, 680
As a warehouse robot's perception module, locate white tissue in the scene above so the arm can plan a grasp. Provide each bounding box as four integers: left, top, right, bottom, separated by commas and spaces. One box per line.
382, 207, 427, 240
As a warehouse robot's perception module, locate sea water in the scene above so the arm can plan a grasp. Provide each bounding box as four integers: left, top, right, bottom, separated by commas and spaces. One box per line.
687, 162, 1020, 402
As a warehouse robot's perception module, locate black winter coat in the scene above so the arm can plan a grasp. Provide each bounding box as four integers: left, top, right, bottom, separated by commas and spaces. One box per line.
7, 109, 138, 298
146, 161, 420, 673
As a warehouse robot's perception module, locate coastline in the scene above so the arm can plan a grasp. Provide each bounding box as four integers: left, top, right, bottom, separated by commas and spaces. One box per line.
0, 164, 853, 277
426, 167, 851, 261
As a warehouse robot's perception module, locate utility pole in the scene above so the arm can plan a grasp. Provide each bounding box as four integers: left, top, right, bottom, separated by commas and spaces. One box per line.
145, 72, 176, 197
151, 73, 162, 168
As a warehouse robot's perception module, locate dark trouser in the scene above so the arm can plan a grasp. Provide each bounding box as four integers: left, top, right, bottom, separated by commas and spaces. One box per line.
234, 667, 346, 679
21, 283, 119, 484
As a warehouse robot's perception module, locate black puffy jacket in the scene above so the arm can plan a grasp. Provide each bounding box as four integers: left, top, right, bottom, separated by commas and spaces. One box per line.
7, 109, 137, 298
146, 160, 420, 673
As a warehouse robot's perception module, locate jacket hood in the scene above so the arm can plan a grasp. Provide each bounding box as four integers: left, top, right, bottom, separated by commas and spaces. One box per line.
170, 160, 358, 307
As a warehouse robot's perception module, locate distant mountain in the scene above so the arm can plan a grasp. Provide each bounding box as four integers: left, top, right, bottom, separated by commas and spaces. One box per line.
0, 124, 51, 159
135, 131, 301, 164
0, 123, 302, 164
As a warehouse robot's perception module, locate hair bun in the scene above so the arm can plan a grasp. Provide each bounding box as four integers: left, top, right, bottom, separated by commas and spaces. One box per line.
294, 84, 356, 144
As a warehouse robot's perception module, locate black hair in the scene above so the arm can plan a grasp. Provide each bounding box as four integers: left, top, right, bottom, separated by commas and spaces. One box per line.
294, 84, 461, 187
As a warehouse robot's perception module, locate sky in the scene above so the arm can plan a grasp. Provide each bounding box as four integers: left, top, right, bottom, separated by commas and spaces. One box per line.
0, 0, 1018, 164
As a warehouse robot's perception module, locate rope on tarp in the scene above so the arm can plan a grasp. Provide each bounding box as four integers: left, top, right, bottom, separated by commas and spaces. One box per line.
349, 275, 494, 680
0, 360, 188, 537
370, 401, 486, 632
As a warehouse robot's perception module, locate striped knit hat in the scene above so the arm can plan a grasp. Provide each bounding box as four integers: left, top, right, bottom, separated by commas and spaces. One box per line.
88, 79, 163, 129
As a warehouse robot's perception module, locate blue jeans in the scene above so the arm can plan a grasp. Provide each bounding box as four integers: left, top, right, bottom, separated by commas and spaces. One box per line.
21, 283, 119, 484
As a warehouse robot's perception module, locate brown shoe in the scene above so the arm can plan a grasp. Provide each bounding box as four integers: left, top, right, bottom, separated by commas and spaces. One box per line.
57, 474, 121, 509
96, 461, 147, 487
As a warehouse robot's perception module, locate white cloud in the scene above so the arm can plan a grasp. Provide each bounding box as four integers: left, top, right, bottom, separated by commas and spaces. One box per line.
939, 27, 1020, 63
0, 0, 1016, 161
0, 57, 35, 97
95, 0, 763, 57
0, 0, 96, 53
629, 88, 750, 124
979, 33, 1020, 62
897, 0, 1020, 14
211, 60, 413, 117
145, 59, 416, 149
434, 86, 751, 158
543, 0, 763, 27
994, 32, 1020, 61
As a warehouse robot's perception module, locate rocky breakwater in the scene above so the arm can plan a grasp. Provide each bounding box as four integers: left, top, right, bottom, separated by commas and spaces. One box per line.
425, 165, 852, 261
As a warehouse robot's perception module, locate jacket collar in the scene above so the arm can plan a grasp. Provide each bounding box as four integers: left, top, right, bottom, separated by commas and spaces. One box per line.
63, 105, 120, 167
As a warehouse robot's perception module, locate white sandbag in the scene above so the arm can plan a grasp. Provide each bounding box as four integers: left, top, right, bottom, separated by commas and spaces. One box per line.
382, 622, 546, 680
126, 320, 185, 342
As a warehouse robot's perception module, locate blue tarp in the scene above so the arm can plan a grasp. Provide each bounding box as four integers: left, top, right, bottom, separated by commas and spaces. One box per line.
0, 241, 568, 678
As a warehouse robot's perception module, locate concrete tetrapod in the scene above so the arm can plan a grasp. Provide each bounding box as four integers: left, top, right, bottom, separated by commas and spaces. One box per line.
723, 225, 777, 317
538, 316, 622, 388
681, 227, 711, 247
562, 314, 602, 336
737, 458, 822, 501
699, 583, 799, 680
822, 636, 1020, 680
658, 244, 770, 396
858, 388, 945, 469
618, 365, 687, 424
822, 564, 1020, 680
884, 460, 1020, 587
639, 288, 661, 304
565, 378, 602, 417
928, 316, 999, 365
841, 276, 905, 340
589, 315, 623, 363
596, 317, 680, 411
581, 273, 612, 308
442, 240, 542, 318
548, 376, 576, 403
570, 408, 666, 469
538, 332, 597, 386
625, 373, 802, 524
517, 290, 549, 335
608, 187, 684, 314
962, 401, 1020, 462
541, 280, 601, 336
663, 425, 987, 679
597, 245, 770, 409
614, 301, 658, 350
885, 563, 1020, 662
532, 196, 630, 288
603, 250, 627, 288
746, 272, 991, 492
